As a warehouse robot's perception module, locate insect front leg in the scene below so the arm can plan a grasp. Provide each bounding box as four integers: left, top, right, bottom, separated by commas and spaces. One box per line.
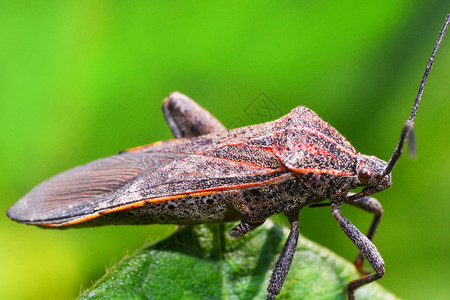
162, 91, 226, 138
344, 195, 383, 275
331, 203, 385, 300
267, 213, 299, 300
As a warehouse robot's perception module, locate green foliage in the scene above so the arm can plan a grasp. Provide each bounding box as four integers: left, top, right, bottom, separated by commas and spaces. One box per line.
79, 223, 397, 300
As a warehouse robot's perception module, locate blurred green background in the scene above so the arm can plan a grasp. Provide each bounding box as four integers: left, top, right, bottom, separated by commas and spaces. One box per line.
1, 1, 449, 299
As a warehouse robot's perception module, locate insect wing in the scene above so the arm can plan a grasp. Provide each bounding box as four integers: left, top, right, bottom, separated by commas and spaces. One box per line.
7, 152, 188, 225
8, 139, 285, 226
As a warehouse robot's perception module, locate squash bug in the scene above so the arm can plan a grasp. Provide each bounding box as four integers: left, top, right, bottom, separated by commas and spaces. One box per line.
7, 15, 449, 299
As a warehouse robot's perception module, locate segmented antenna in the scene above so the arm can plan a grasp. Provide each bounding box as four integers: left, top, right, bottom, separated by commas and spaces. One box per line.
384, 14, 449, 175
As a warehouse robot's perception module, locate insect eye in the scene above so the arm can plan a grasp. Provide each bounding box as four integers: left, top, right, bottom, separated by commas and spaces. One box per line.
358, 167, 371, 182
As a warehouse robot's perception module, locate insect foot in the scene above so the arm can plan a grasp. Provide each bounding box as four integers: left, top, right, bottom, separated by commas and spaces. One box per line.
229, 220, 265, 238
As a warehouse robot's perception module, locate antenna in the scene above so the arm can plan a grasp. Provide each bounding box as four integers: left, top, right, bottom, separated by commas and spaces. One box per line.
384, 14, 449, 175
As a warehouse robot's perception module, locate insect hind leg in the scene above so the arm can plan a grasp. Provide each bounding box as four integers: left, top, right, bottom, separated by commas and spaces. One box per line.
162, 92, 226, 138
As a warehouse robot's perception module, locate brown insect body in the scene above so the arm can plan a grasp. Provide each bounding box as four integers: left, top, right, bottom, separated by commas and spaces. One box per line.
8, 105, 377, 227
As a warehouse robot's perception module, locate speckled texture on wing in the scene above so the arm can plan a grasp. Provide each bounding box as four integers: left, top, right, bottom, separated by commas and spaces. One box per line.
8, 126, 285, 225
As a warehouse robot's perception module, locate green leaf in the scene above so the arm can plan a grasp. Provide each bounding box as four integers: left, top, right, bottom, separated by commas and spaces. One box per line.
78, 222, 397, 300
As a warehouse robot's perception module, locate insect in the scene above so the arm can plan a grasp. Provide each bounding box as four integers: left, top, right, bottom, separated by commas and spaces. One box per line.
7, 15, 449, 300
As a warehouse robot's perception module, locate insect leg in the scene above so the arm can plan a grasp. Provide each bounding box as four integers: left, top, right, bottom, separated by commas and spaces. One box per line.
331, 204, 384, 300
267, 214, 299, 300
162, 91, 226, 138
344, 195, 383, 275
229, 219, 265, 238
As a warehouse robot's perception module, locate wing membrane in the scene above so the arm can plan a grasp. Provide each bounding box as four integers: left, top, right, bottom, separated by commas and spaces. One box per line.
7, 152, 188, 224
